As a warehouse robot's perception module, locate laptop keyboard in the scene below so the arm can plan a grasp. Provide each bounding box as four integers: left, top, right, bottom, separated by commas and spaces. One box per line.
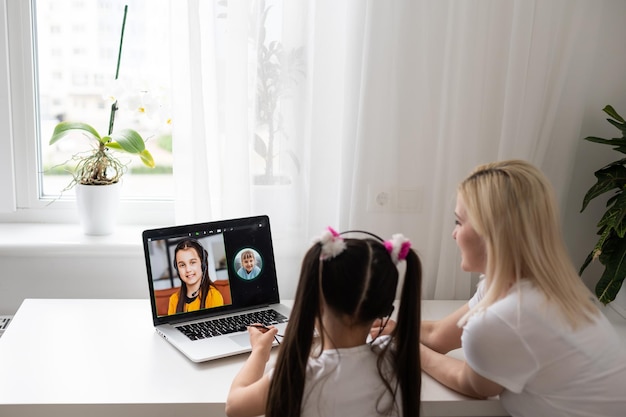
0, 315, 12, 337
176, 309, 288, 341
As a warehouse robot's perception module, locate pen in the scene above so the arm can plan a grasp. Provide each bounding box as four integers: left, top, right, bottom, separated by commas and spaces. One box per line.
248, 324, 284, 343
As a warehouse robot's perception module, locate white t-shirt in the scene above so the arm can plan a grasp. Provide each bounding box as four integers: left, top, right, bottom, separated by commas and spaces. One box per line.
299, 336, 402, 417
463, 279, 626, 417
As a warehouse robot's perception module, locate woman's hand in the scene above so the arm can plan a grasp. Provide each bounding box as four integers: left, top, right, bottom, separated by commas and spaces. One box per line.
370, 318, 397, 339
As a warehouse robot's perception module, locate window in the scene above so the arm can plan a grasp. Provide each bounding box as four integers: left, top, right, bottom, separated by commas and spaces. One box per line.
1, 0, 174, 223
37, 0, 174, 200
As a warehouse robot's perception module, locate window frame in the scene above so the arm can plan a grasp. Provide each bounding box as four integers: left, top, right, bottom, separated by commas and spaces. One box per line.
0, 0, 173, 225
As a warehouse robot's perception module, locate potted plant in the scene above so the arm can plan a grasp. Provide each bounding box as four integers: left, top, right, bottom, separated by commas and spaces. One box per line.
579, 105, 626, 305
49, 118, 154, 187
252, 0, 305, 185
48, 5, 155, 235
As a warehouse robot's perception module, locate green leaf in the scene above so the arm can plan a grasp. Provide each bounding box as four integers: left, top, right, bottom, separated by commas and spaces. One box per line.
106, 129, 146, 154
596, 192, 626, 238
583, 136, 626, 147
600, 105, 626, 136
607, 118, 626, 135
579, 250, 595, 275
49, 121, 102, 145
139, 149, 155, 168
603, 105, 626, 124
580, 162, 626, 211
104, 129, 154, 168
596, 236, 626, 304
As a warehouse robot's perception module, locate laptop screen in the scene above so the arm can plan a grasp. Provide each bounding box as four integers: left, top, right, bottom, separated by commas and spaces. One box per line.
142, 215, 280, 325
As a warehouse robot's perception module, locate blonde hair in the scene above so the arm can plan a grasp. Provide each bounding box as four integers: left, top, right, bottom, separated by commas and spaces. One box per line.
458, 160, 598, 329
241, 250, 255, 261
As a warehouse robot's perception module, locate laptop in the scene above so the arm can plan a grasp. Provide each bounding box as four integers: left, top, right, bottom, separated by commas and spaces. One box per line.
142, 215, 291, 362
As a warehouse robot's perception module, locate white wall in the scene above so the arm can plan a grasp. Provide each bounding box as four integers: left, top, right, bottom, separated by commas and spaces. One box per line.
0, 224, 304, 315
561, 1, 626, 289
2, 2, 626, 315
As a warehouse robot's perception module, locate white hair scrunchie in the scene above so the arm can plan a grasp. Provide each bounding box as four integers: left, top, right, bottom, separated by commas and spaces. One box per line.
384, 233, 411, 264
314, 226, 346, 260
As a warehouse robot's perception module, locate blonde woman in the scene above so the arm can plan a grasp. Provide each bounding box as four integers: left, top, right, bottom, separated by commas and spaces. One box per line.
374, 159, 626, 417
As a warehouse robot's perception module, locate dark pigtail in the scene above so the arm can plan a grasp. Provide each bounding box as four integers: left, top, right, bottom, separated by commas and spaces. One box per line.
266, 244, 322, 417
390, 249, 422, 416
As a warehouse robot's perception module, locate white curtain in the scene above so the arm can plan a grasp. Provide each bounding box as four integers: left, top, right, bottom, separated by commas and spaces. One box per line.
171, 0, 602, 299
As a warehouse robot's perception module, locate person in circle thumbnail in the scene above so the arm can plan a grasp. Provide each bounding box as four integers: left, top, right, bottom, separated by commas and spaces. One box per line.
168, 238, 224, 314
236, 249, 261, 280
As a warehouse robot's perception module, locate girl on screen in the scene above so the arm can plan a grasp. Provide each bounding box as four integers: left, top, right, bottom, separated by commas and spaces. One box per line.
169, 238, 224, 314
236, 249, 262, 280
226, 227, 422, 417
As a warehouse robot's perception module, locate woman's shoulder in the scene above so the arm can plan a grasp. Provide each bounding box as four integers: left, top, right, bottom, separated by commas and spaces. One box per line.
486, 281, 543, 315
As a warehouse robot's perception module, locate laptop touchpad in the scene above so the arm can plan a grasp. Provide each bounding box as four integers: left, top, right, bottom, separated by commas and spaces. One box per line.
229, 334, 252, 348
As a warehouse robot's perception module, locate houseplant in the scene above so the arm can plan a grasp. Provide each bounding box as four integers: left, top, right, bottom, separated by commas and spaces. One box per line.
579, 105, 626, 305
48, 5, 155, 234
252, 0, 305, 185
49, 119, 154, 187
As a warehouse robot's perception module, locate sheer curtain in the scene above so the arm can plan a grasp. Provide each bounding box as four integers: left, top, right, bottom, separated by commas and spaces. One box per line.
170, 0, 602, 299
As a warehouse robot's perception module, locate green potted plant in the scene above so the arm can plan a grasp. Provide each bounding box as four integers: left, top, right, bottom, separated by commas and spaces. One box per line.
49, 112, 155, 188
48, 5, 155, 235
579, 105, 626, 305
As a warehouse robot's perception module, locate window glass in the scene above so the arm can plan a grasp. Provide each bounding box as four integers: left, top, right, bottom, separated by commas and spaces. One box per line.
36, 0, 173, 200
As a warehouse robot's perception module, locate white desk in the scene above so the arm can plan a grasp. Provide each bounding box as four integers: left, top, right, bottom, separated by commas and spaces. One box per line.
0, 299, 510, 417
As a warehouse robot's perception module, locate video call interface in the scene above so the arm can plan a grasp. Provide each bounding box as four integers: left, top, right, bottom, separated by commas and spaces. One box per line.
146, 219, 279, 319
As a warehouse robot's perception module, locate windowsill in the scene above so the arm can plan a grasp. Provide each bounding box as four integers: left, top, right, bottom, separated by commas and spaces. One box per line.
0, 223, 147, 257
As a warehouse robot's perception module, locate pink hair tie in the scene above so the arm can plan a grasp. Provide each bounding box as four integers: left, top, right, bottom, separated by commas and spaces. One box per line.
315, 226, 346, 260
385, 234, 411, 264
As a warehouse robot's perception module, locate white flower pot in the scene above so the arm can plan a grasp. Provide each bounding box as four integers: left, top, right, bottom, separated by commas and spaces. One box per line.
76, 182, 121, 235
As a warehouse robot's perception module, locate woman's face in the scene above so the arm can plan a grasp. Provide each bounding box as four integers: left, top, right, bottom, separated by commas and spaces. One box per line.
176, 248, 203, 286
452, 194, 487, 273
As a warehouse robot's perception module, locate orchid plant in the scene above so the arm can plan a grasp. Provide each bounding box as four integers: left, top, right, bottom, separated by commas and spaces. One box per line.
48, 5, 157, 189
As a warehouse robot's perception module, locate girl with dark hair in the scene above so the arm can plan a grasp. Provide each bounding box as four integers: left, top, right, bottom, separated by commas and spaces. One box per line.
168, 238, 224, 314
226, 228, 422, 417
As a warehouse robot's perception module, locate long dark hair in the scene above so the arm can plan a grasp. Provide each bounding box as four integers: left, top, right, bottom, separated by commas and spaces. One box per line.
173, 238, 218, 313
266, 235, 422, 416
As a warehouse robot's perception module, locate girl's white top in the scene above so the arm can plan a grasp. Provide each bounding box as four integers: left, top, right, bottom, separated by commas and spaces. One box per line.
299, 336, 401, 417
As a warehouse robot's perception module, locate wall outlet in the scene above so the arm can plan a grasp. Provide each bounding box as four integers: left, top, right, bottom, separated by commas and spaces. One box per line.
367, 185, 422, 213
367, 186, 395, 212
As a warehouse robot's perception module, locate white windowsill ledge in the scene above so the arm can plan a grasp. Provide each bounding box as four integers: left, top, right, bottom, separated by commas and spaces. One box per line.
0, 223, 147, 257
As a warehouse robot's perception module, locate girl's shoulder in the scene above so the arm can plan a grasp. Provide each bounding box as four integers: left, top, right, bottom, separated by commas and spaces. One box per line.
370, 334, 393, 352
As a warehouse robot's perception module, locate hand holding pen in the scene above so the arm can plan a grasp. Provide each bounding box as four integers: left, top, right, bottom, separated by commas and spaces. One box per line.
247, 324, 282, 347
